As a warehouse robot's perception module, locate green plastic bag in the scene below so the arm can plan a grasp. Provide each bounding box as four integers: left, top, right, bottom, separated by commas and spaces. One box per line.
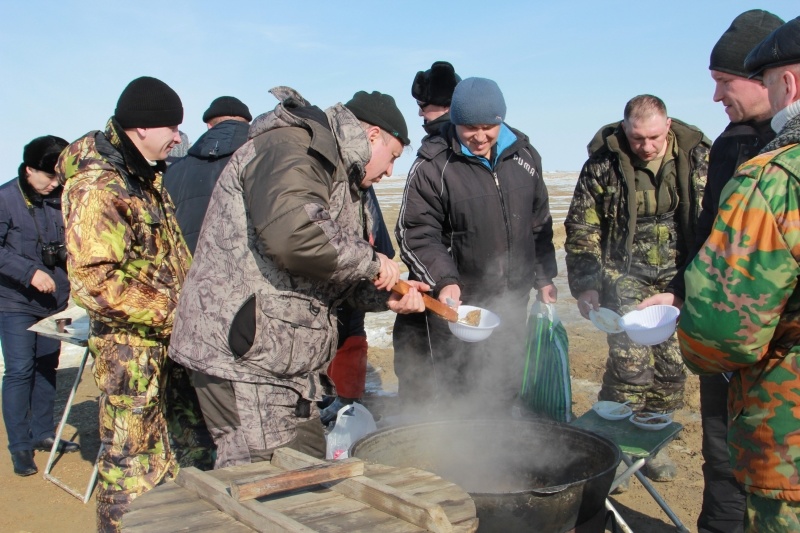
520, 301, 573, 422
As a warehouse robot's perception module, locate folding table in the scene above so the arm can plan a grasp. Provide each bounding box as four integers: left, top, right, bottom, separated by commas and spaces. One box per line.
572, 409, 690, 533
29, 306, 101, 503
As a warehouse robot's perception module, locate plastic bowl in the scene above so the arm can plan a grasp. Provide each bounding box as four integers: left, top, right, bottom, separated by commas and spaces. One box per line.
447, 305, 501, 342
592, 401, 632, 421
619, 305, 680, 346
629, 412, 673, 431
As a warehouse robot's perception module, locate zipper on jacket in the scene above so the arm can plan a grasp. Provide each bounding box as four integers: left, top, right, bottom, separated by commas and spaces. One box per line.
492, 170, 513, 281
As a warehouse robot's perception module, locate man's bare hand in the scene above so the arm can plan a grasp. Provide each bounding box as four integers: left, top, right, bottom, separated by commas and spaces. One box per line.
373, 253, 400, 291
537, 283, 558, 303
31, 270, 56, 294
638, 292, 683, 310
576, 289, 600, 319
437, 284, 461, 307
388, 280, 430, 314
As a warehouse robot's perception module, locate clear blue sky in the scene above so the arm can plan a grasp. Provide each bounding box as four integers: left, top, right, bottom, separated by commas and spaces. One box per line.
1, 1, 796, 182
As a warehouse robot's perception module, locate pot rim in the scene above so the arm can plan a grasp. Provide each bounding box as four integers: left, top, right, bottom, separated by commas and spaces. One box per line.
351, 417, 622, 494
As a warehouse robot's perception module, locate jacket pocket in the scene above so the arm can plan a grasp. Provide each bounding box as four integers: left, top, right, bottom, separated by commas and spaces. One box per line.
229, 292, 330, 378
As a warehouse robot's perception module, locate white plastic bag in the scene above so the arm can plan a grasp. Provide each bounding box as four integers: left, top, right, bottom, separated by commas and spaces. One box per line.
325, 402, 377, 460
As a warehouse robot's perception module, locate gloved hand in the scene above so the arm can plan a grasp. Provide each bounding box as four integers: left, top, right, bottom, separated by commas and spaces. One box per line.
319, 396, 355, 426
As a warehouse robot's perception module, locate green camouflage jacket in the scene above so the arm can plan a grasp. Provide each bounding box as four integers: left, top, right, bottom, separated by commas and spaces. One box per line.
679, 129, 800, 500
565, 119, 710, 298
56, 118, 191, 342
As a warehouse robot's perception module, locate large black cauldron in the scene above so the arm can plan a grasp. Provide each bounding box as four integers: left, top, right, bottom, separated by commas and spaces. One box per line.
351, 418, 619, 532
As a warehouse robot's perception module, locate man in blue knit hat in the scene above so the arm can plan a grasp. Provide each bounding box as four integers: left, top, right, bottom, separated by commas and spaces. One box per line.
396, 77, 557, 413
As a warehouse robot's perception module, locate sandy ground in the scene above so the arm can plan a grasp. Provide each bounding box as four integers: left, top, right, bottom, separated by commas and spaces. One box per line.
0, 213, 706, 532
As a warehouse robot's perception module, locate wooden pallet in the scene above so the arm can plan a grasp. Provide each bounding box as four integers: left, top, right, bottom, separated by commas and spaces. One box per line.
123, 448, 478, 532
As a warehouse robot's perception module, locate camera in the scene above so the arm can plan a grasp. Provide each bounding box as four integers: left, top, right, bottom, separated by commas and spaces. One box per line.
42, 242, 67, 268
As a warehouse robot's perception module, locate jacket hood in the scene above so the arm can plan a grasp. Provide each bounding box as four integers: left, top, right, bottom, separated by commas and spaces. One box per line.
587, 118, 708, 159
249, 87, 370, 185
187, 120, 250, 160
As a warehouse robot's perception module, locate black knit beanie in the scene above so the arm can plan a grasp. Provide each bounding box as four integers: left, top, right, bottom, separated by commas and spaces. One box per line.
114, 76, 184, 128
710, 10, 784, 77
22, 135, 69, 174
202, 96, 252, 123
411, 61, 461, 107
345, 91, 410, 146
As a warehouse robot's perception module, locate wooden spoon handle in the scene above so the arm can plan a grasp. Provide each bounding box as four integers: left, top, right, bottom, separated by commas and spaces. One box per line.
391, 279, 458, 323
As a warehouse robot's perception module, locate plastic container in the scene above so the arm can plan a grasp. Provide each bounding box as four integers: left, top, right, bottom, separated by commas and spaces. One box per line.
592, 401, 632, 421
325, 403, 377, 460
448, 305, 501, 342
619, 305, 680, 346
629, 412, 673, 431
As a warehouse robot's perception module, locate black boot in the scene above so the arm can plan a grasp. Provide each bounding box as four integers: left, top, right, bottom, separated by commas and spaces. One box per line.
11, 450, 37, 476
33, 437, 81, 453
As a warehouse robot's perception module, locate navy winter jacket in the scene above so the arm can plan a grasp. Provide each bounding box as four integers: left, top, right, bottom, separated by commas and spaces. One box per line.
164, 119, 250, 253
0, 177, 70, 316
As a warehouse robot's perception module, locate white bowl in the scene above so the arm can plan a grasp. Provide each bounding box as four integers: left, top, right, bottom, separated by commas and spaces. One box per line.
448, 305, 501, 342
589, 308, 623, 334
619, 305, 680, 346
629, 412, 673, 431
592, 401, 632, 421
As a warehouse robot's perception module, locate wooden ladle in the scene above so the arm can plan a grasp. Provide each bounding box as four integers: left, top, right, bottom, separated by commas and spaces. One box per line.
391, 279, 458, 323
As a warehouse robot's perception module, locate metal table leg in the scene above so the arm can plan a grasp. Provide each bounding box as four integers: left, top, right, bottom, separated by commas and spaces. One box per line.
43, 346, 100, 503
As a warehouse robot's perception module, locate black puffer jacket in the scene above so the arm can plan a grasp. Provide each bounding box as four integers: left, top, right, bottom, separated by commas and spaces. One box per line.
397, 124, 556, 304
164, 119, 250, 253
667, 118, 774, 299
0, 178, 69, 316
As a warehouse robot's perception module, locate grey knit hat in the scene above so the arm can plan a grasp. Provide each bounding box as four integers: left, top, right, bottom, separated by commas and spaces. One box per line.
710, 10, 784, 78
449, 77, 506, 126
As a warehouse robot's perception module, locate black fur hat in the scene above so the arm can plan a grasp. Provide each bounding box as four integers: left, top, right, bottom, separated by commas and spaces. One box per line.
411, 61, 461, 107
21, 135, 69, 175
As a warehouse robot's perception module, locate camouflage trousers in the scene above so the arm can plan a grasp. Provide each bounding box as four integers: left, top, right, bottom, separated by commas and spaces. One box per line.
88, 329, 214, 533
598, 215, 687, 412
745, 493, 800, 532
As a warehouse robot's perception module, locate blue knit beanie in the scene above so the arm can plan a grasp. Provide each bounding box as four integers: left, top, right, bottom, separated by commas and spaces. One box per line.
449, 77, 506, 126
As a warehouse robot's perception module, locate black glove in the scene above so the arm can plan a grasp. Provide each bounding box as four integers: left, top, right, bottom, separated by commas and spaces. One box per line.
319, 396, 355, 426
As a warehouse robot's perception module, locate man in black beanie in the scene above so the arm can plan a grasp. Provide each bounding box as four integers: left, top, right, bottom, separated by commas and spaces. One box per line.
636, 10, 783, 531
168, 87, 427, 470
165, 95, 252, 254
411, 61, 460, 138
55, 76, 212, 532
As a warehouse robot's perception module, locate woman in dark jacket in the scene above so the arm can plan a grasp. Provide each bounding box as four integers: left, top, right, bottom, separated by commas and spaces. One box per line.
0, 135, 77, 476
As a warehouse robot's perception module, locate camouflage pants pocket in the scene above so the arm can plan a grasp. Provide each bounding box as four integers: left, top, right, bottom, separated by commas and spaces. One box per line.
103, 396, 166, 456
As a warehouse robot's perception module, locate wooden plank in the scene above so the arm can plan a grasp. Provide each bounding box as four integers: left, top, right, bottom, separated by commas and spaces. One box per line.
278, 493, 371, 523
209, 460, 282, 484
232, 458, 364, 501
304, 506, 423, 533
271, 449, 453, 533
175, 467, 317, 533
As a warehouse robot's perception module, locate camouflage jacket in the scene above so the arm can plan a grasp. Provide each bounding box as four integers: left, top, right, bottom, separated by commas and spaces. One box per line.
57, 118, 191, 343
679, 115, 800, 500
564, 119, 710, 298
168, 88, 386, 399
